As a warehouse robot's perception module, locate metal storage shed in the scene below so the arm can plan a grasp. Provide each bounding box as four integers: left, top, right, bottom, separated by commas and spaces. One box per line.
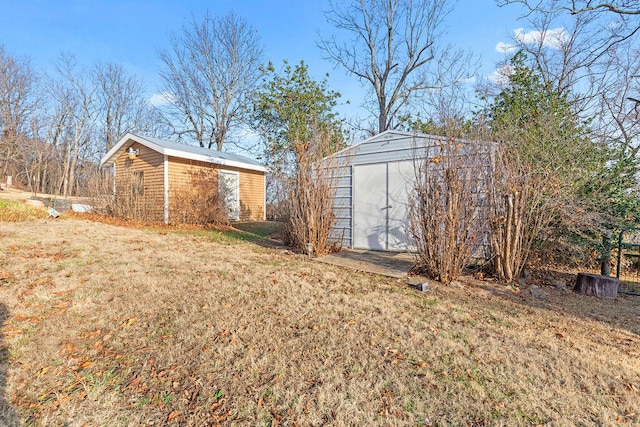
328, 130, 488, 252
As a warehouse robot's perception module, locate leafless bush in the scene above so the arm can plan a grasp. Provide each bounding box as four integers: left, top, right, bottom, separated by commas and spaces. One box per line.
284, 130, 343, 256
80, 166, 107, 204
82, 166, 154, 221
83, 166, 229, 224
486, 145, 559, 282
265, 172, 289, 221
112, 179, 152, 220
170, 169, 229, 225
487, 184, 529, 282
408, 137, 488, 284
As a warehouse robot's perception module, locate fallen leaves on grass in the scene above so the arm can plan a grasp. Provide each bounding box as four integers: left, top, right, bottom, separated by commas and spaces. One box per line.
0, 271, 15, 281
122, 317, 138, 328
1, 219, 639, 426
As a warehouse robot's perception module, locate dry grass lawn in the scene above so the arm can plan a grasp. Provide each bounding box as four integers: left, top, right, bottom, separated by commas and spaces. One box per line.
0, 188, 56, 202
0, 215, 639, 426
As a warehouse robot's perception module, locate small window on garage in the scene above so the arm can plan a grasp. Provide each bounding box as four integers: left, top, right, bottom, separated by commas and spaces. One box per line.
132, 171, 144, 196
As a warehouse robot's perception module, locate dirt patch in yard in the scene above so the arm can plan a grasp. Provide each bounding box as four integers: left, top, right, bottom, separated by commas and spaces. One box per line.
0, 217, 638, 426
0, 188, 58, 202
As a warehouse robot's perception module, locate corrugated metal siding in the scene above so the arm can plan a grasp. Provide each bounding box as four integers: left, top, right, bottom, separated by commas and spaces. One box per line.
331, 133, 445, 166
327, 131, 494, 250
329, 166, 352, 247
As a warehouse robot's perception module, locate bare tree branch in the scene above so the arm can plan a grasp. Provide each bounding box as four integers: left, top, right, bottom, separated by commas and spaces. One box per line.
158, 11, 263, 150
94, 63, 163, 152
497, 0, 640, 154
0, 45, 38, 180
47, 54, 99, 197
319, 0, 471, 133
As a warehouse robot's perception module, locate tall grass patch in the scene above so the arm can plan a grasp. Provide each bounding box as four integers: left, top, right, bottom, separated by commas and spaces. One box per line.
0, 200, 48, 222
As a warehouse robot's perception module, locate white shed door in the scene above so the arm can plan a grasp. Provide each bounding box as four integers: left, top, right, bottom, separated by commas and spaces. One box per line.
353, 161, 414, 251
387, 161, 415, 251
219, 170, 240, 221
353, 163, 387, 250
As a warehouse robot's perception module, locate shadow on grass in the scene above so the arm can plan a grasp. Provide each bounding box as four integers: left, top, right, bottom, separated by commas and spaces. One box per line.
207, 221, 286, 250
469, 269, 640, 337
0, 304, 19, 426
232, 221, 282, 238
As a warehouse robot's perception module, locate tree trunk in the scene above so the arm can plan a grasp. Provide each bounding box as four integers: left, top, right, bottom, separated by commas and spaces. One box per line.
378, 102, 388, 133
574, 273, 618, 298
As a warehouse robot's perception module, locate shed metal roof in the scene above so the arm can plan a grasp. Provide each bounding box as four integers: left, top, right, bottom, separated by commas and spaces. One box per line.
100, 133, 266, 172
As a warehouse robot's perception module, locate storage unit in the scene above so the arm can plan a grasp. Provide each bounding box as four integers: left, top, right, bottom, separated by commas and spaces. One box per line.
100, 133, 266, 224
328, 130, 490, 252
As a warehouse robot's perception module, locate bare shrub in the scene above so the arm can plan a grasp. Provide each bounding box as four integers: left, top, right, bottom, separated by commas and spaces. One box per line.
81, 166, 154, 221
487, 157, 528, 282
265, 172, 288, 221
76, 162, 111, 197
80, 165, 114, 213
408, 137, 488, 284
486, 145, 561, 282
170, 169, 229, 225
284, 130, 343, 256
83, 165, 229, 224
111, 175, 152, 220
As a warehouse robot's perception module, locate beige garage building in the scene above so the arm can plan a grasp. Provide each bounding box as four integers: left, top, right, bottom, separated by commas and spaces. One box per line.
100, 133, 266, 224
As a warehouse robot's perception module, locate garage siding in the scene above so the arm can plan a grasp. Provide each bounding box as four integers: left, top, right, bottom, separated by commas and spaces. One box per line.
167, 158, 265, 222
167, 157, 218, 223
222, 165, 265, 221
115, 142, 165, 222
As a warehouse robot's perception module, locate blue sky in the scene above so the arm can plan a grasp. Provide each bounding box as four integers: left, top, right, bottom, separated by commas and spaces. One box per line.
0, 0, 530, 129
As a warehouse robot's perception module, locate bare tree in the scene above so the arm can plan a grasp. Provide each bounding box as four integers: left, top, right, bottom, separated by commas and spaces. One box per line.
497, 1, 640, 98
15, 119, 56, 196
94, 62, 163, 152
0, 45, 38, 180
496, 0, 640, 159
593, 44, 640, 155
47, 55, 99, 197
319, 0, 471, 133
158, 11, 263, 150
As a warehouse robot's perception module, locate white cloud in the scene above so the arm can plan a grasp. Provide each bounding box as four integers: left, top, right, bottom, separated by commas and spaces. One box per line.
148, 91, 175, 107
487, 64, 515, 85
606, 20, 622, 30
513, 27, 569, 50
494, 27, 569, 55
496, 41, 516, 54
236, 126, 259, 139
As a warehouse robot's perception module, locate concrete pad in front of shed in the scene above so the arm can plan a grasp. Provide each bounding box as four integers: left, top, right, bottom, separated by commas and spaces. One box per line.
314, 250, 415, 278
